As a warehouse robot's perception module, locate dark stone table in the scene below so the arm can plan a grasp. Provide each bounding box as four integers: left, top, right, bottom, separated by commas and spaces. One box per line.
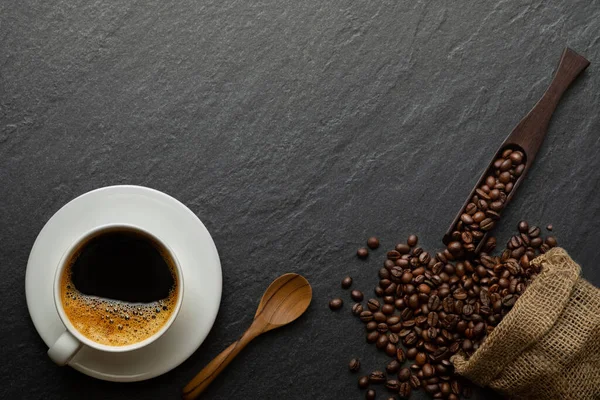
2, 1, 599, 399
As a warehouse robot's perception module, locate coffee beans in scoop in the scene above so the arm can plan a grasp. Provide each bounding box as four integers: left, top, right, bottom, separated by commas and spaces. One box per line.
332, 221, 557, 399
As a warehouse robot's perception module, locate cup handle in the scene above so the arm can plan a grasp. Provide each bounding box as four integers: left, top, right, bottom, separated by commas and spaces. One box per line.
48, 331, 83, 366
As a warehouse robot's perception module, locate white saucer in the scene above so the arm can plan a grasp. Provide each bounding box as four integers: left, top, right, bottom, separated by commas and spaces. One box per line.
25, 185, 222, 382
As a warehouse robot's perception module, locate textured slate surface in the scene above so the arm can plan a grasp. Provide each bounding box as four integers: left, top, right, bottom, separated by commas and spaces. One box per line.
1, 1, 599, 399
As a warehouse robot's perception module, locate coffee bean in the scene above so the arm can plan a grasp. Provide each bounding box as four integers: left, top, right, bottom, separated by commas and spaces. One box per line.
369, 371, 386, 384
386, 359, 401, 374
366, 389, 376, 400
377, 323, 388, 334
528, 226, 541, 238
352, 290, 364, 302
399, 382, 412, 397
409, 374, 420, 389
357, 247, 369, 258
329, 298, 343, 310
546, 236, 557, 247
381, 304, 395, 316
375, 286, 384, 296
358, 376, 369, 389
385, 343, 397, 357
367, 331, 379, 343
349, 358, 361, 372
388, 332, 399, 344
397, 367, 411, 382
428, 295, 441, 311
480, 218, 495, 231
360, 311, 374, 322
367, 237, 380, 249
447, 241, 462, 255
376, 334, 389, 349
395, 243, 410, 254
396, 347, 406, 362
546, 224, 553, 231
407, 235, 418, 247
342, 276, 353, 289
374, 312, 387, 322
385, 379, 400, 392
352, 303, 364, 316
367, 299, 380, 312
366, 321, 377, 332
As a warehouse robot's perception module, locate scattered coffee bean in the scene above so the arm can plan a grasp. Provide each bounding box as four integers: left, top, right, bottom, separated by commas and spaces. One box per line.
349, 358, 361, 372
399, 382, 412, 397
386, 359, 401, 373
340, 217, 555, 398
367, 299, 380, 311
342, 276, 353, 289
369, 371, 386, 384
546, 224, 553, 231
366, 389, 376, 400
329, 298, 343, 310
352, 303, 364, 316
358, 376, 369, 389
368, 237, 380, 249
357, 247, 369, 258
352, 290, 364, 302
398, 367, 411, 382
407, 235, 418, 247
386, 379, 400, 392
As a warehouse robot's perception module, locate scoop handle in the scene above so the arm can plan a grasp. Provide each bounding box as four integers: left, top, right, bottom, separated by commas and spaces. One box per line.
182, 324, 260, 400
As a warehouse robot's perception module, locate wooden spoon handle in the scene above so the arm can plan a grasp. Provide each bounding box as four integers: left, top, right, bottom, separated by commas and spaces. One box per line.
502, 47, 590, 161
182, 327, 258, 400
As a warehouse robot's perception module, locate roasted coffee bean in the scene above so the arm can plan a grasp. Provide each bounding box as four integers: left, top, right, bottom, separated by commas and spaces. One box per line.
546, 236, 557, 247
367, 237, 380, 249
366, 321, 377, 331
341, 277, 354, 291
367, 299, 380, 311
386, 359, 401, 373
366, 389, 376, 400
480, 218, 495, 231
376, 333, 389, 349
528, 226, 541, 238
396, 347, 406, 362
357, 247, 369, 258
351, 290, 364, 302
399, 382, 412, 398
396, 243, 410, 254
374, 312, 387, 322
369, 371, 386, 384
385, 343, 397, 357
388, 332, 399, 344
428, 295, 441, 311
349, 358, 361, 372
380, 268, 391, 280
360, 311, 374, 322
407, 235, 418, 247
358, 376, 369, 389
377, 323, 388, 333
367, 331, 379, 343
385, 379, 400, 392
352, 302, 364, 316
397, 367, 411, 382
329, 298, 343, 310
453, 288, 467, 300
502, 294, 517, 307
409, 374, 420, 389
382, 304, 395, 315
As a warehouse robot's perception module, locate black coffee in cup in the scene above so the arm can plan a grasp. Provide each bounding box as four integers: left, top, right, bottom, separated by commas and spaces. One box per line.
59, 227, 180, 347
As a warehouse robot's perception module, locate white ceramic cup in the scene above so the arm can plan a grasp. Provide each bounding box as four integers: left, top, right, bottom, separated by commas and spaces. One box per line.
47, 223, 184, 366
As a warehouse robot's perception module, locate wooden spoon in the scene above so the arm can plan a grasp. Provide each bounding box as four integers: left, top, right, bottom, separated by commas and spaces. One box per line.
443, 47, 590, 252
182, 273, 312, 399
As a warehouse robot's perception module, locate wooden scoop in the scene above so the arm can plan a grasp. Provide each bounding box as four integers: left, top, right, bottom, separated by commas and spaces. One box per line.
182, 273, 312, 399
443, 47, 590, 252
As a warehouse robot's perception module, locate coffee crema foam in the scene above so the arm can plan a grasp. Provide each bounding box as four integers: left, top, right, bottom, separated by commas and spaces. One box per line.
60, 264, 178, 347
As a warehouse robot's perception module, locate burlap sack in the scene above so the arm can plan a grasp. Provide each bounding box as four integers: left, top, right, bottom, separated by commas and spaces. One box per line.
452, 248, 600, 400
